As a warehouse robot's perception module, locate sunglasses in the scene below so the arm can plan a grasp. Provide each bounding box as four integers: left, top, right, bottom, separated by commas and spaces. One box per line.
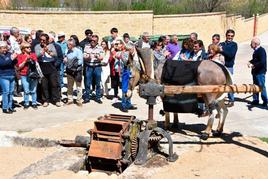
40, 39, 46, 42
24, 47, 31, 49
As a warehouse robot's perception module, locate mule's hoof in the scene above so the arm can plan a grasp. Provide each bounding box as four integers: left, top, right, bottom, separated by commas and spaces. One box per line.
212, 130, 223, 137
200, 133, 209, 140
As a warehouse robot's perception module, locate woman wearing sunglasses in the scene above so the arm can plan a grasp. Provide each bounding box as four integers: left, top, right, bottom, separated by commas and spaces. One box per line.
16, 42, 39, 109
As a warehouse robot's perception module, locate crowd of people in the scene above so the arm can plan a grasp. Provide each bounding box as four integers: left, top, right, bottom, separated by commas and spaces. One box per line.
0, 26, 267, 114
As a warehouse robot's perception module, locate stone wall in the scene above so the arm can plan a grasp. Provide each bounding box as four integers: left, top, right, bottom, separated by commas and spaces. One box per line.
153, 12, 226, 46
0, 10, 267, 45
0, 10, 153, 40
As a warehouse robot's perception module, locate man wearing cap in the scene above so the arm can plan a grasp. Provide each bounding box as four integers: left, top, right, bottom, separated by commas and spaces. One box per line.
57, 32, 67, 88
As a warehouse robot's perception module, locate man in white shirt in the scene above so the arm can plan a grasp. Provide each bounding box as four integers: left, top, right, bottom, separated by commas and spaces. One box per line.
9, 27, 22, 97
136, 32, 151, 49
190, 40, 207, 61
9, 27, 21, 54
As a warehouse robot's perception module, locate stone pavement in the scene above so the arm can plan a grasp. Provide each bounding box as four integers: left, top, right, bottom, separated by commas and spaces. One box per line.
0, 33, 267, 137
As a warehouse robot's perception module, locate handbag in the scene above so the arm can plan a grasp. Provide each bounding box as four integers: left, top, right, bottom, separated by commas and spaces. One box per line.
66, 58, 82, 76
27, 60, 40, 79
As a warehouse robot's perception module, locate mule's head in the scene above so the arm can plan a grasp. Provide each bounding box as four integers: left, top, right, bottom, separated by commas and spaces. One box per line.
127, 47, 155, 98
136, 47, 155, 82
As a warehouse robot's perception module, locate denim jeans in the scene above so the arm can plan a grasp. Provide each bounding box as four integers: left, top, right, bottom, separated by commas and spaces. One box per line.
253, 73, 267, 104
0, 76, 15, 110
122, 93, 133, 109
121, 69, 133, 109
60, 63, 65, 88
21, 76, 38, 106
227, 67, 235, 102
85, 66, 102, 100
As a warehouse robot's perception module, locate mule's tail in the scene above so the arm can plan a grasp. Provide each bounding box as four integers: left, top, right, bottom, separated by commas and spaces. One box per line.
217, 64, 233, 101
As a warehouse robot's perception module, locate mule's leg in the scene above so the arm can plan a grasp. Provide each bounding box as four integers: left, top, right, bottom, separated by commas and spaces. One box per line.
201, 102, 217, 140
214, 100, 228, 136
216, 101, 222, 128
164, 112, 170, 130
172, 113, 179, 128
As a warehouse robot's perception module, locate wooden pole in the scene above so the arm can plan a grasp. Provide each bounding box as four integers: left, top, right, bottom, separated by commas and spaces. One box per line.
253, 14, 257, 37
164, 84, 261, 95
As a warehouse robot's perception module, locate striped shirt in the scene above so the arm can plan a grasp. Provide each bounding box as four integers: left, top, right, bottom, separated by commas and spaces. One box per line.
83, 44, 104, 67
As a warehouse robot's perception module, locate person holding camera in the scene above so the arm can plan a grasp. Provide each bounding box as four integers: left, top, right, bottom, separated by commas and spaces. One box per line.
0, 41, 17, 114
17, 42, 40, 109
64, 39, 83, 106
35, 33, 61, 107
83, 35, 104, 104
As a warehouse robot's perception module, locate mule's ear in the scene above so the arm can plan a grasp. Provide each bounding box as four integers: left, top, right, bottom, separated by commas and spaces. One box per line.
137, 48, 152, 61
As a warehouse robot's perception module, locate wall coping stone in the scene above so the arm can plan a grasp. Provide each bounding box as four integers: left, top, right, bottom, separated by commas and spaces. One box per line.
154, 11, 226, 18
0, 10, 153, 15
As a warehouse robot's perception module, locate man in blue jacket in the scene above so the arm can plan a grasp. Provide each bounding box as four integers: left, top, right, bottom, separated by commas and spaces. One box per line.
220, 29, 238, 107
248, 37, 267, 107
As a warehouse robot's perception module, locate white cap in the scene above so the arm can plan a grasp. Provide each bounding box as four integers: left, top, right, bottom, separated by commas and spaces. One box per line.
0, 41, 7, 47
48, 33, 55, 40
58, 32, 65, 37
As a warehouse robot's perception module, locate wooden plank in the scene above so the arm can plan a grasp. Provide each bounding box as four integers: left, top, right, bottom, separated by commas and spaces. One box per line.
164, 84, 261, 95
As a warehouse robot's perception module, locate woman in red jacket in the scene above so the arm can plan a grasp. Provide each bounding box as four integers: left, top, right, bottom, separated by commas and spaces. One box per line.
16, 42, 39, 109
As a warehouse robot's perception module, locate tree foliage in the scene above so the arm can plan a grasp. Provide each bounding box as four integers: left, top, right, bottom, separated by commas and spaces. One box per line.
6, 0, 268, 17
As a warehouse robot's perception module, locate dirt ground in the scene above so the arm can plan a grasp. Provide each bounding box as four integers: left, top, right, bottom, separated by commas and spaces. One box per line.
1, 36, 268, 178
151, 136, 268, 179
1, 120, 267, 179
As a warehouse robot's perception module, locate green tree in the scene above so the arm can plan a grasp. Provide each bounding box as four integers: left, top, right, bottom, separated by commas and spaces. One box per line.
27, 0, 60, 7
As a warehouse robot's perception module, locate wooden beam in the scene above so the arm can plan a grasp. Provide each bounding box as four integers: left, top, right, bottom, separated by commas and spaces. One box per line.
164, 84, 261, 95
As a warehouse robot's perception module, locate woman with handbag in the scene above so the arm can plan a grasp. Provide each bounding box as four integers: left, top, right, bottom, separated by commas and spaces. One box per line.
0, 41, 17, 114
16, 42, 39, 109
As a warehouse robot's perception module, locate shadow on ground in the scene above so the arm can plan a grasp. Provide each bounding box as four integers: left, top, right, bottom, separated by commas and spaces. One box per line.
159, 122, 268, 158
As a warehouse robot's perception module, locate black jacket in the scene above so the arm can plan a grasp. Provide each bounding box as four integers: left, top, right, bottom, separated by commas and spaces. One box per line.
79, 38, 91, 51
220, 41, 238, 68
52, 42, 63, 71
250, 46, 267, 75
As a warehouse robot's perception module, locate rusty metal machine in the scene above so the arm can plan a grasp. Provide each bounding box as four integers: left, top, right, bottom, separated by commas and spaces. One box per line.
86, 114, 178, 173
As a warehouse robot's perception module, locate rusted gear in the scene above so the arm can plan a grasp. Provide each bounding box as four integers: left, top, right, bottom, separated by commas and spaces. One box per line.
149, 135, 163, 142
131, 136, 138, 159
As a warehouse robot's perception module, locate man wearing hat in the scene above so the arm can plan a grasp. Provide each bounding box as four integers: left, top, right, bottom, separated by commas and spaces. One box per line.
57, 32, 67, 88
